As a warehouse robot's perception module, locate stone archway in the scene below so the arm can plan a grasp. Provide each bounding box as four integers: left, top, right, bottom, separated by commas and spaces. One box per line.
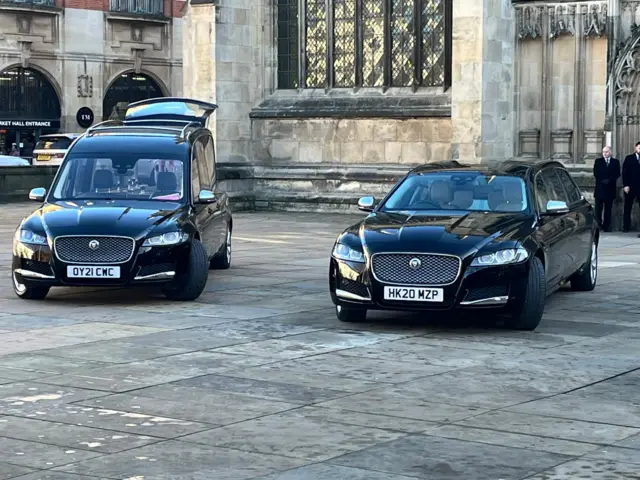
0, 66, 61, 123
102, 71, 166, 120
612, 29, 640, 155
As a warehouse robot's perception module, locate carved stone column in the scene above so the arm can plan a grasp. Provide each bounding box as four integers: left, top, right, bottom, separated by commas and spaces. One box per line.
551, 129, 573, 162
451, 0, 515, 163
583, 130, 605, 164
182, 0, 217, 140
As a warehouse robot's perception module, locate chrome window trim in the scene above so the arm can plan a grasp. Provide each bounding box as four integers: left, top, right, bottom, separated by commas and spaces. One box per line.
370, 252, 462, 287
53, 234, 136, 265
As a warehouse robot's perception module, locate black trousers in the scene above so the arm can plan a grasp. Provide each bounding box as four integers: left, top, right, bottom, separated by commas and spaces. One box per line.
595, 196, 614, 231
623, 191, 640, 231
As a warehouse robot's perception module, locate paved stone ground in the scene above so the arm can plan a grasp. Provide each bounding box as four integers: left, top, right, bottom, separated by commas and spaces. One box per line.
1, 203, 640, 479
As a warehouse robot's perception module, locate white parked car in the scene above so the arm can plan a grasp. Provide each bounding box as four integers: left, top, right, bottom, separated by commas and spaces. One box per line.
31, 133, 80, 166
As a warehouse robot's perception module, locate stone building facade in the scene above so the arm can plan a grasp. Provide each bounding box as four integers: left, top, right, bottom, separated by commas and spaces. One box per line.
0, 0, 183, 154
181, 0, 631, 214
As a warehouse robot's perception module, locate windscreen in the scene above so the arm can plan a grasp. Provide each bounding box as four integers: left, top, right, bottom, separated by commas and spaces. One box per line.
50, 154, 186, 202
382, 172, 529, 213
34, 136, 74, 150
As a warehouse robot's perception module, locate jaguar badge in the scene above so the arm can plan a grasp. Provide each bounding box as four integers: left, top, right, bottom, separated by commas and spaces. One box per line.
409, 258, 421, 269
88, 240, 100, 251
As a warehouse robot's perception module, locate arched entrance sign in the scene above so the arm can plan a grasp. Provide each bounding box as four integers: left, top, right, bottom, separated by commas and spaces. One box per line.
103, 72, 165, 121
0, 66, 61, 156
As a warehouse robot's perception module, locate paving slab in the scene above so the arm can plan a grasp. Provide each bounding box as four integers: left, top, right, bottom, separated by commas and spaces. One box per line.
330, 434, 571, 479
2, 205, 640, 478
0, 416, 160, 453
52, 440, 307, 480
180, 409, 405, 461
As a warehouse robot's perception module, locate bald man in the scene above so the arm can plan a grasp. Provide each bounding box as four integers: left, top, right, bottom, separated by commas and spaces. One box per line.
594, 145, 620, 232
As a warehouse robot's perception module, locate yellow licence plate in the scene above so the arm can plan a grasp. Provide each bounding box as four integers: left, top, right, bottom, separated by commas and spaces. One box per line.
37, 155, 51, 161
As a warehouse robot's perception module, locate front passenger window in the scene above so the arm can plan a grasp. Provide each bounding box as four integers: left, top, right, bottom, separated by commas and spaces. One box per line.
541, 169, 569, 205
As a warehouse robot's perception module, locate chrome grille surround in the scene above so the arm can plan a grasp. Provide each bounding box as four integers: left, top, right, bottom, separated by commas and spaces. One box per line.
371, 252, 461, 286
54, 235, 136, 264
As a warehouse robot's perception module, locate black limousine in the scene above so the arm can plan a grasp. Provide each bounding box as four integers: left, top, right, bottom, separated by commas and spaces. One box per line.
329, 160, 599, 330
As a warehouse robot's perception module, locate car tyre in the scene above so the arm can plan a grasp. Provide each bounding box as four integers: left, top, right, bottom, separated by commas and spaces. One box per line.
210, 225, 231, 270
505, 256, 545, 331
335, 304, 367, 322
163, 239, 209, 301
12, 271, 49, 300
570, 239, 597, 291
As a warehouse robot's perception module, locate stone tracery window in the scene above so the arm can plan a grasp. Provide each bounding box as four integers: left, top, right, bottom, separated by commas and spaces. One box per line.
276, 0, 452, 91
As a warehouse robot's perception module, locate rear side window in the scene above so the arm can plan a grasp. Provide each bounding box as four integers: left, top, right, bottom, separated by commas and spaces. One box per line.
35, 137, 73, 150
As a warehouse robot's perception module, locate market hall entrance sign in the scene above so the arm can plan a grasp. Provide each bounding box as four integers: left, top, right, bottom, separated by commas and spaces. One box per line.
0, 120, 61, 129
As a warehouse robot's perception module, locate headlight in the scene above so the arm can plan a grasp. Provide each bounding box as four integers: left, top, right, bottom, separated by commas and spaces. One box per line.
143, 231, 189, 246
332, 243, 365, 262
17, 229, 47, 245
471, 247, 528, 266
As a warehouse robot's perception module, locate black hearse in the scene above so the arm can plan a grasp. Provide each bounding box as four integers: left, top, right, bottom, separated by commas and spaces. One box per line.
12, 97, 233, 301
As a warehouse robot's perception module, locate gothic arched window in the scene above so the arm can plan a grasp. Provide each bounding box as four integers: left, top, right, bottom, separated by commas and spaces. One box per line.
276, 0, 452, 91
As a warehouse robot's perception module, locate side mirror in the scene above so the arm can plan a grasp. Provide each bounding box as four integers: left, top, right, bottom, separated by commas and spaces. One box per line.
358, 196, 375, 212
29, 187, 46, 202
197, 189, 216, 204
545, 200, 569, 215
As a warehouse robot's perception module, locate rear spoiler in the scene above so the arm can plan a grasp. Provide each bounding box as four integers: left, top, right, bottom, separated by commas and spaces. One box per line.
124, 97, 218, 127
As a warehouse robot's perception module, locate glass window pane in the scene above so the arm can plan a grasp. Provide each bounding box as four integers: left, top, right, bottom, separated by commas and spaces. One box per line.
333, 0, 356, 87
391, 0, 415, 87
422, 0, 445, 86
362, 0, 385, 87
277, 0, 299, 89
305, 0, 327, 87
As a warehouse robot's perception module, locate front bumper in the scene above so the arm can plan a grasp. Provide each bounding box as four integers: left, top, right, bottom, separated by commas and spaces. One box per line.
12, 239, 189, 288
329, 255, 529, 312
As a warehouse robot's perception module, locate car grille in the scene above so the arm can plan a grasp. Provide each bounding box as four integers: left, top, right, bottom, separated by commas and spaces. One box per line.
54, 236, 135, 264
371, 253, 460, 285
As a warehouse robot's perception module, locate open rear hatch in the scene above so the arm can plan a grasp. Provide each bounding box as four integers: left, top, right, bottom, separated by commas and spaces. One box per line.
123, 97, 218, 128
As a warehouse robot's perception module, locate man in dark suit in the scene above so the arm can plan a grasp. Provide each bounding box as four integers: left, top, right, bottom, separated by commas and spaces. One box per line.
593, 146, 620, 232
622, 141, 640, 232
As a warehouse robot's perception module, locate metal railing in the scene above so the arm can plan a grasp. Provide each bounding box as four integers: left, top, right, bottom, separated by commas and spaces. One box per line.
109, 0, 164, 16
2, 0, 56, 7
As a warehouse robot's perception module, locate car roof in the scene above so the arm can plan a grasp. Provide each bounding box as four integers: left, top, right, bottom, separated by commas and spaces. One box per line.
70, 133, 188, 157
409, 159, 565, 178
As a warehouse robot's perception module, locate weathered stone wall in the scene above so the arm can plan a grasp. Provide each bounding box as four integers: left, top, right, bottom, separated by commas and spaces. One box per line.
0, 166, 57, 202
251, 118, 453, 165
513, 2, 608, 165
214, 0, 274, 164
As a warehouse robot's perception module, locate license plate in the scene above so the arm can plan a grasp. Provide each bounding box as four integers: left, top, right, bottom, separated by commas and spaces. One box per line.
67, 266, 120, 278
383, 286, 444, 302
38, 155, 51, 161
